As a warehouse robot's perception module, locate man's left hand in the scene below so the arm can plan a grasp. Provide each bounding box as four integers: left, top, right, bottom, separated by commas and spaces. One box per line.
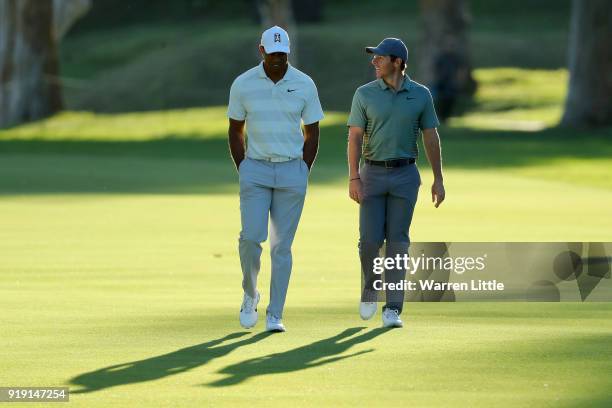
432, 180, 445, 208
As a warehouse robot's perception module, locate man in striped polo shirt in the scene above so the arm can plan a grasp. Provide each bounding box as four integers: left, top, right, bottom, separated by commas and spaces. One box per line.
347, 38, 445, 328
227, 26, 324, 332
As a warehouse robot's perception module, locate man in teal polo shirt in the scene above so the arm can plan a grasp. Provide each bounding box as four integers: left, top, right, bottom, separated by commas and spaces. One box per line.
347, 38, 445, 328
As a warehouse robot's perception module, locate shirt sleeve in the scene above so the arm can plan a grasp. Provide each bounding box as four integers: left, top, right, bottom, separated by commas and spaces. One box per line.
227, 79, 246, 121
419, 88, 440, 130
347, 90, 367, 128
301, 80, 324, 125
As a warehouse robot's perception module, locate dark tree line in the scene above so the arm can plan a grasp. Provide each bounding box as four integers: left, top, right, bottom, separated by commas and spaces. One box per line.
1, 0, 610, 128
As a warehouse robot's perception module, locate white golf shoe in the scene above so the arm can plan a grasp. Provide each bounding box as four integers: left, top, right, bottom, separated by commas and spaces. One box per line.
382, 308, 403, 328
359, 302, 377, 320
239, 291, 260, 329
265, 313, 286, 332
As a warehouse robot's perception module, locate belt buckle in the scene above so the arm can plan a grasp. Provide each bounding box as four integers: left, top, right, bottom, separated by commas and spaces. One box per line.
265, 157, 289, 163
384, 160, 393, 169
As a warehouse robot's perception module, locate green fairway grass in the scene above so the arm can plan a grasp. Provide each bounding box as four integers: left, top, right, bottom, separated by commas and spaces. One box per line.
1, 67, 611, 406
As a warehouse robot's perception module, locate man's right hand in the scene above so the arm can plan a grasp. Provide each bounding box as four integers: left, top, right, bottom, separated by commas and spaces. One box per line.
349, 178, 363, 204
228, 118, 246, 173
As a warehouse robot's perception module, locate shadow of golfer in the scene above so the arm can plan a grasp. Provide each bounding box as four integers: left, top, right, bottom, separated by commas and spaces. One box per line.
70, 331, 272, 394
207, 326, 390, 387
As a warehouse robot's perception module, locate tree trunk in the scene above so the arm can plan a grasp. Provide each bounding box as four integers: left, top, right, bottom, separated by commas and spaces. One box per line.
418, 0, 476, 95
0, 0, 90, 128
256, 0, 298, 67
0, 0, 61, 128
561, 0, 612, 128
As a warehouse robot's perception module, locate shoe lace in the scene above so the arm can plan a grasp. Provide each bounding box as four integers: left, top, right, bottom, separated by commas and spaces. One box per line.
386, 309, 400, 318
268, 314, 281, 323
242, 294, 255, 311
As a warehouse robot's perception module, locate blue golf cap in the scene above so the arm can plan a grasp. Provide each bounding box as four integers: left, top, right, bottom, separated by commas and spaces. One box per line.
365, 38, 408, 62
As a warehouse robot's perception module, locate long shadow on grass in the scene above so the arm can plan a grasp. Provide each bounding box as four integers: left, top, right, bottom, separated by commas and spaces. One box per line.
206, 326, 389, 387
1, 125, 610, 195
69, 331, 272, 394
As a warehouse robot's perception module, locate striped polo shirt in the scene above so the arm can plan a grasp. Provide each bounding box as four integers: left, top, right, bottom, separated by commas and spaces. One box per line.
228, 62, 324, 161
347, 75, 439, 161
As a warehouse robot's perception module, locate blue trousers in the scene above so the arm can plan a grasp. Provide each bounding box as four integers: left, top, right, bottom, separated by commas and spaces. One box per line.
359, 162, 420, 314
238, 158, 308, 318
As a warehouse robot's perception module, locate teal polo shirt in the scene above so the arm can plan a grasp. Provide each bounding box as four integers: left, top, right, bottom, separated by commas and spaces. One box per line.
347, 75, 439, 161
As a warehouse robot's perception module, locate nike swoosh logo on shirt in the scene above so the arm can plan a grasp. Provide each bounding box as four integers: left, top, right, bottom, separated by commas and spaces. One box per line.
287, 89, 297, 92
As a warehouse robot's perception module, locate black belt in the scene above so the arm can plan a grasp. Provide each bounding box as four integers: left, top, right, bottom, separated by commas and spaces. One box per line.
365, 158, 415, 168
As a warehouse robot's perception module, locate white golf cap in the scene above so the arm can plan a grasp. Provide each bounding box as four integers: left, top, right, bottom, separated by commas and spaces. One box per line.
260, 25, 290, 54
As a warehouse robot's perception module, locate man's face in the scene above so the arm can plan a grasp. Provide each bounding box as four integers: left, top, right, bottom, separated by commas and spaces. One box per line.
371, 54, 397, 78
260, 46, 288, 72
